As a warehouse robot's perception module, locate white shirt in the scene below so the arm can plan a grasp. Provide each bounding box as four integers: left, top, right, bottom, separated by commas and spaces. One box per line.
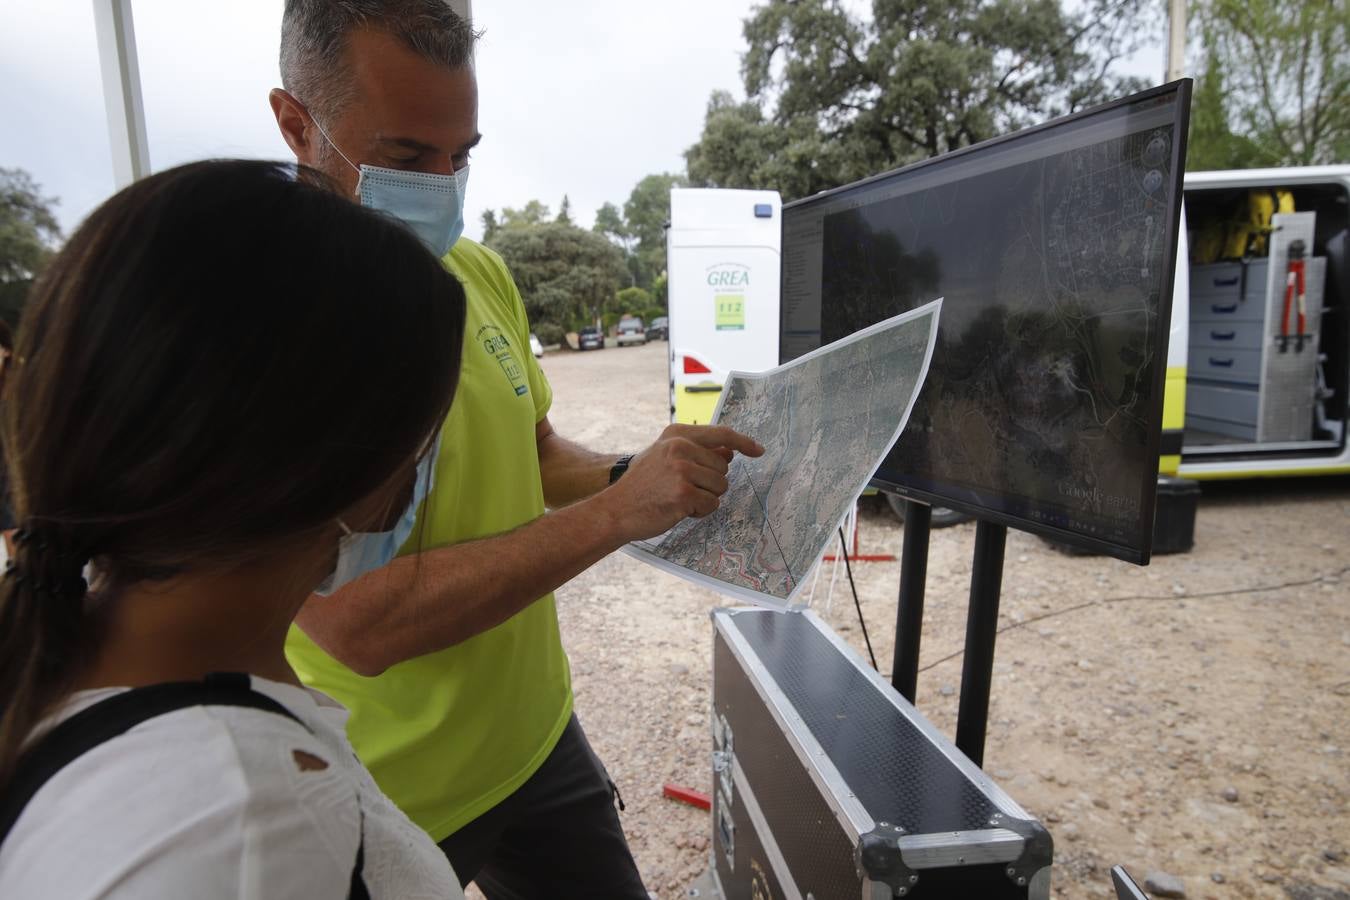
0, 675, 463, 899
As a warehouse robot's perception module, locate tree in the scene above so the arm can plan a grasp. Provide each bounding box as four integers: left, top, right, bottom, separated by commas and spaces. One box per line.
486, 221, 628, 332
556, 195, 573, 225
593, 201, 629, 247
0, 168, 61, 327
623, 173, 686, 291
499, 199, 552, 230
611, 285, 653, 316
1, 168, 60, 283
651, 271, 669, 307
593, 174, 686, 294
685, 91, 795, 195
1186, 45, 1272, 170
1191, 0, 1348, 167
686, 0, 1150, 201
481, 209, 500, 244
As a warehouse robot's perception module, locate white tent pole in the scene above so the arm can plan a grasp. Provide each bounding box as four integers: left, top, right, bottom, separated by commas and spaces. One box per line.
1165, 0, 1186, 82
92, 0, 150, 188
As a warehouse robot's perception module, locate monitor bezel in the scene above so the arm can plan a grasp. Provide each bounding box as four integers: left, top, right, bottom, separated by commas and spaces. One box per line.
779, 80, 1194, 565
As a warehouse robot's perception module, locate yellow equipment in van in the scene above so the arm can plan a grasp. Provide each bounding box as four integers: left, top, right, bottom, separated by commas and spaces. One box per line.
1191, 189, 1295, 265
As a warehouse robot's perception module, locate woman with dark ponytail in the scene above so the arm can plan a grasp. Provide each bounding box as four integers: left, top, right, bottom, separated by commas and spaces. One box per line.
0, 160, 467, 898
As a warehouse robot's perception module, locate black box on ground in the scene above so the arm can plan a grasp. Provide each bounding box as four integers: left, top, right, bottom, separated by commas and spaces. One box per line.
1153, 476, 1200, 555
710, 607, 1052, 899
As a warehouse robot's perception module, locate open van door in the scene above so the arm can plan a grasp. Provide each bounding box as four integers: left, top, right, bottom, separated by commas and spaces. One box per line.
1174, 166, 1350, 479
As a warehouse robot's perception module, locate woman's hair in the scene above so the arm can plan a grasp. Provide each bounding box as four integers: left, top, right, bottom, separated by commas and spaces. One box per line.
0, 160, 466, 784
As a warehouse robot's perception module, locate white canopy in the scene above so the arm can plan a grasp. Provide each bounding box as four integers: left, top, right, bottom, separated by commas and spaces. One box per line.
92, 0, 474, 189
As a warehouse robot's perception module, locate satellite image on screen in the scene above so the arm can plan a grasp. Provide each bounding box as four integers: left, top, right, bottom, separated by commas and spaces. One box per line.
783, 87, 1187, 560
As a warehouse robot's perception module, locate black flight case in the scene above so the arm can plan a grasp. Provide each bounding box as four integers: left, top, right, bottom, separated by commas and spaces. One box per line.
710, 607, 1053, 899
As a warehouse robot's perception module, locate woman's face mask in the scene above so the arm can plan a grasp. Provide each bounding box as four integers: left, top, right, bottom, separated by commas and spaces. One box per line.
315, 439, 441, 596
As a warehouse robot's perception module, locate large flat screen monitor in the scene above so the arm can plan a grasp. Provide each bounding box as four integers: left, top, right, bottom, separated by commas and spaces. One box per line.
780, 82, 1191, 563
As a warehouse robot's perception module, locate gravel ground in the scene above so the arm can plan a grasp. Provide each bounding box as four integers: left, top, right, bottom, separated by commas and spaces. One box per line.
480, 340, 1350, 900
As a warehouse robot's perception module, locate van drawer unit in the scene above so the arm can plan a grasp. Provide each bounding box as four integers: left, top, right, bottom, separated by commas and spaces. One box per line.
1191, 295, 1267, 322
1188, 319, 1265, 351
1187, 346, 1262, 385
1184, 413, 1257, 442
710, 608, 1052, 900
1189, 259, 1268, 299
1186, 383, 1259, 426
1188, 259, 1269, 323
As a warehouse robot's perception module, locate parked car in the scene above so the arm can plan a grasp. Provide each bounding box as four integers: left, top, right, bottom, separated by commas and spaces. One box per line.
529, 333, 544, 358
648, 316, 669, 341
578, 326, 605, 351
616, 316, 647, 346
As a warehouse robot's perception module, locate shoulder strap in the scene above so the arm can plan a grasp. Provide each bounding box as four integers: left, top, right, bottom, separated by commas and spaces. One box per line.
348, 813, 370, 900
0, 673, 304, 845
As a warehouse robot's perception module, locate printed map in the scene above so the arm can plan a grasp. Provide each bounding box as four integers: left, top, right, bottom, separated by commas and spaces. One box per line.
625, 300, 940, 606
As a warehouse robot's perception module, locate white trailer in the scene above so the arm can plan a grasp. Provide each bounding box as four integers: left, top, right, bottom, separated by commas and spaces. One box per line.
665, 188, 782, 424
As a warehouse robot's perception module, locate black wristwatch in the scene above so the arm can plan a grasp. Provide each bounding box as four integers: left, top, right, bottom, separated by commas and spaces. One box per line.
609, 454, 634, 484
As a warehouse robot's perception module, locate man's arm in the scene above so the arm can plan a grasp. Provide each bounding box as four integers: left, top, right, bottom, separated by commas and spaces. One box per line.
535, 416, 616, 508
294, 425, 762, 676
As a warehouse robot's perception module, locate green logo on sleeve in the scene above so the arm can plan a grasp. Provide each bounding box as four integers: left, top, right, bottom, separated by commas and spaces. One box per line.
477, 324, 529, 397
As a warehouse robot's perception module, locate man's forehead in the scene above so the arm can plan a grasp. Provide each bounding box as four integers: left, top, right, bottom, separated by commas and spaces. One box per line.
341, 27, 478, 146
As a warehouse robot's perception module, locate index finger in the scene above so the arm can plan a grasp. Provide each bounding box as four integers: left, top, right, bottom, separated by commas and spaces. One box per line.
677, 425, 764, 457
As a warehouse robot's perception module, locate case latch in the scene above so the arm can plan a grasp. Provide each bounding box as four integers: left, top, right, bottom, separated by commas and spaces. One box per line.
998, 813, 1054, 893
856, 822, 916, 896
712, 713, 734, 806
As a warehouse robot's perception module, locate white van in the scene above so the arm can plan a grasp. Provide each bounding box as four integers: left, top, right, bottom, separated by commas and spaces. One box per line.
1166, 166, 1349, 481
665, 188, 782, 424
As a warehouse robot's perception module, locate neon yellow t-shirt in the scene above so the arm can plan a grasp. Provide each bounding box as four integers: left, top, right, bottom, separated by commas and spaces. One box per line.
285, 238, 572, 841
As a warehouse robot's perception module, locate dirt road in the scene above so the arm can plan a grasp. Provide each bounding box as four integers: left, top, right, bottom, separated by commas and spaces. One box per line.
533, 341, 1349, 900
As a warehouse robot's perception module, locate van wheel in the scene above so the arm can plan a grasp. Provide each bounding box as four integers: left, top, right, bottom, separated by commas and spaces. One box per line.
884, 492, 973, 528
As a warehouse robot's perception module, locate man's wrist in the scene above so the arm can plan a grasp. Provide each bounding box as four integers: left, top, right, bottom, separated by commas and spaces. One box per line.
572, 486, 630, 548
608, 454, 634, 485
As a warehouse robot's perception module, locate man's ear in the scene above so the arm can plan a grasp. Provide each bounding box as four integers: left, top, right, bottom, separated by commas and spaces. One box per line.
270, 88, 315, 162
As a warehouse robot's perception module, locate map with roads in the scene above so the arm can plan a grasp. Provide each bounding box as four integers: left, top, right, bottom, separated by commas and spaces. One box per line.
626, 300, 940, 605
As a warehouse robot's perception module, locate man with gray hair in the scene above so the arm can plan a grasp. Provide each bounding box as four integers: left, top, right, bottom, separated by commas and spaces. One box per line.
269, 1, 763, 896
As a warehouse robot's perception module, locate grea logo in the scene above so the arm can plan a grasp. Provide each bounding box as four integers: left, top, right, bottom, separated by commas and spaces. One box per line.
706, 262, 750, 288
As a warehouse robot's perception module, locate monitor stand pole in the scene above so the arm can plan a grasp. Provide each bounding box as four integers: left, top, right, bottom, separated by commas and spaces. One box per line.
891, 500, 931, 702
954, 520, 1007, 768
890, 505, 1007, 768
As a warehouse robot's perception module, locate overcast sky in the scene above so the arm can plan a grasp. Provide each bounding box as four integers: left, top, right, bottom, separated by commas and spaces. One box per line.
0, 1, 1164, 244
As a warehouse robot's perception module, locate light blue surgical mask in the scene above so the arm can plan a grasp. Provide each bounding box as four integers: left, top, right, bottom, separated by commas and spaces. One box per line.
310, 116, 469, 258
315, 440, 441, 596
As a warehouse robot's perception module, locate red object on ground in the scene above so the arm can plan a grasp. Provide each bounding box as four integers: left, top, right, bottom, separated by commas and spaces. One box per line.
662, 783, 711, 811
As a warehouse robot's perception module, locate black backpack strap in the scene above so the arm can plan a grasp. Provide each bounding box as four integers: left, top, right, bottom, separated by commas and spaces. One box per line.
0, 672, 310, 845
348, 813, 370, 900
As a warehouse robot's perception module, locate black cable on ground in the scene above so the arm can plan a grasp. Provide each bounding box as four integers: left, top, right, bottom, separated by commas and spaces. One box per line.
916, 565, 1350, 674
838, 525, 878, 670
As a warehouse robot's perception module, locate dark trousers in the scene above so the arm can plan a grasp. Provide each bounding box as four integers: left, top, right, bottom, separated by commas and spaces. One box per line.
438, 715, 648, 899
